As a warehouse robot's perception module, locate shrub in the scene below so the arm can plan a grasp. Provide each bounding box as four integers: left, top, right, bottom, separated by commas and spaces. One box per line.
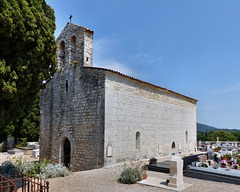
20, 138, 28, 147
0, 158, 70, 179
118, 162, 146, 184
0, 161, 19, 176
119, 167, 142, 184
39, 163, 70, 179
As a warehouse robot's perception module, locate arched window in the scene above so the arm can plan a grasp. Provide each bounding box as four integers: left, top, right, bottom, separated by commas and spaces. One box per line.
70, 36, 76, 63
171, 142, 175, 149
136, 132, 140, 150
185, 131, 188, 143
58, 41, 65, 69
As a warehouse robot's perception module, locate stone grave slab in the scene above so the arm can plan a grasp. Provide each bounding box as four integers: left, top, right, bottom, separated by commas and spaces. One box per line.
7, 148, 24, 156
18, 147, 33, 155
138, 177, 191, 191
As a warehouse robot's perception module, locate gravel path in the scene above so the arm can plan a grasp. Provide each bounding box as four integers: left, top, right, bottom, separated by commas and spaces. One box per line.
1, 153, 239, 192
48, 166, 240, 192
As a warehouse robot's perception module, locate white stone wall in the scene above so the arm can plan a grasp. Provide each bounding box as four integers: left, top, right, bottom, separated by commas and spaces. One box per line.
104, 72, 197, 166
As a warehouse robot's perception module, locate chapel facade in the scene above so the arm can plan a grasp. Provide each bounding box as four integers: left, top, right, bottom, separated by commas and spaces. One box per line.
40, 23, 197, 171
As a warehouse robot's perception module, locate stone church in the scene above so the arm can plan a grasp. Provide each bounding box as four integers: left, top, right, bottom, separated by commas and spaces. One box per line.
40, 22, 197, 171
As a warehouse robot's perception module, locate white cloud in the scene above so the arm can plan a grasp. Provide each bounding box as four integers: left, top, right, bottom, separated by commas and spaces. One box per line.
202, 105, 222, 111
94, 59, 134, 76
133, 52, 162, 65
214, 83, 240, 94
93, 37, 136, 76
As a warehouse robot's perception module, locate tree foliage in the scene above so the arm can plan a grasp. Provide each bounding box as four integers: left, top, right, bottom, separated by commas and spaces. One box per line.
0, 0, 57, 141
6, 93, 40, 142
208, 130, 236, 141
198, 130, 237, 141
232, 132, 240, 141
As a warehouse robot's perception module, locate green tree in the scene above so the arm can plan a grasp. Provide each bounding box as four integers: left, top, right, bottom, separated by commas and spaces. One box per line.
20, 93, 40, 141
5, 93, 40, 142
0, 0, 57, 141
232, 132, 240, 141
208, 130, 236, 141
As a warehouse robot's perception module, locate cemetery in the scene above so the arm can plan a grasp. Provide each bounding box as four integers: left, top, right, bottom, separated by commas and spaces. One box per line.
1, 137, 240, 191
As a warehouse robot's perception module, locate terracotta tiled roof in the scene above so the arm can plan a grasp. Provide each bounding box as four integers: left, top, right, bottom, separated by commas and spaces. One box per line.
68, 22, 94, 33
84, 66, 198, 102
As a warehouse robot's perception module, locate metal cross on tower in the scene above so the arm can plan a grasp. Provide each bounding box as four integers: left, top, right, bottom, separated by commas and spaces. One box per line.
69, 14, 73, 23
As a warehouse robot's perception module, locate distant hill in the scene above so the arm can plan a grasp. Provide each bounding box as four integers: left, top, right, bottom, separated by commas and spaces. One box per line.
197, 123, 240, 133
197, 123, 219, 132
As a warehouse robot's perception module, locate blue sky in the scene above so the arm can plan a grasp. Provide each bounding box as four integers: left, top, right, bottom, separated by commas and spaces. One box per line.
46, 0, 240, 129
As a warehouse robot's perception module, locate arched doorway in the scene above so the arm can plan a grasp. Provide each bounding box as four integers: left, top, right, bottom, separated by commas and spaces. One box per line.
63, 137, 71, 167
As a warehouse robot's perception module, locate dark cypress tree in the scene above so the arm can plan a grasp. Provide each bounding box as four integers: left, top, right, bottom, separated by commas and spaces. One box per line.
0, 0, 57, 141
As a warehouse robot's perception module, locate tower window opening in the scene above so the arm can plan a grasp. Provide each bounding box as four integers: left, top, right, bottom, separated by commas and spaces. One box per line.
71, 36, 76, 63
58, 41, 65, 69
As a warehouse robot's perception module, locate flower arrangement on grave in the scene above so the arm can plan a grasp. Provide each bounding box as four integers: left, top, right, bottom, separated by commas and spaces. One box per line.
221, 159, 227, 168
237, 158, 240, 164
225, 153, 232, 160
202, 162, 208, 168
232, 163, 239, 169
214, 152, 220, 158
214, 146, 221, 152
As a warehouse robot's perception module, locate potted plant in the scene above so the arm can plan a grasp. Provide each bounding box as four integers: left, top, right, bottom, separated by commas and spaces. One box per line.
149, 157, 157, 164
202, 162, 209, 168
141, 164, 148, 180
232, 163, 239, 169
221, 159, 227, 168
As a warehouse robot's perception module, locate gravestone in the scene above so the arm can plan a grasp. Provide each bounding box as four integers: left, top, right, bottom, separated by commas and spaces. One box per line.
206, 151, 214, 159
235, 142, 238, 147
168, 156, 184, 188
198, 140, 202, 146
158, 144, 163, 154
207, 144, 211, 151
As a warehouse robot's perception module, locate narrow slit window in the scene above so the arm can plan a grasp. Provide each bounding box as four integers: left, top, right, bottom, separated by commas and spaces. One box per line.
136, 132, 140, 150
185, 131, 188, 143
66, 80, 68, 98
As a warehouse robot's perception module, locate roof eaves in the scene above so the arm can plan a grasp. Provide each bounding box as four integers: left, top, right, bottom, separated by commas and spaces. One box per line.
84, 66, 198, 102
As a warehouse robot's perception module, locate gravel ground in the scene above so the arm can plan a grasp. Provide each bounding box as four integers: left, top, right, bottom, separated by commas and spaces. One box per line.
1, 153, 239, 192
48, 166, 240, 192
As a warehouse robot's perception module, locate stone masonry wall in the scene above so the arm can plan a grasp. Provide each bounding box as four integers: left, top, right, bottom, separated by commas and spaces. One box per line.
104, 72, 197, 166
40, 81, 53, 159
40, 23, 104, 171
